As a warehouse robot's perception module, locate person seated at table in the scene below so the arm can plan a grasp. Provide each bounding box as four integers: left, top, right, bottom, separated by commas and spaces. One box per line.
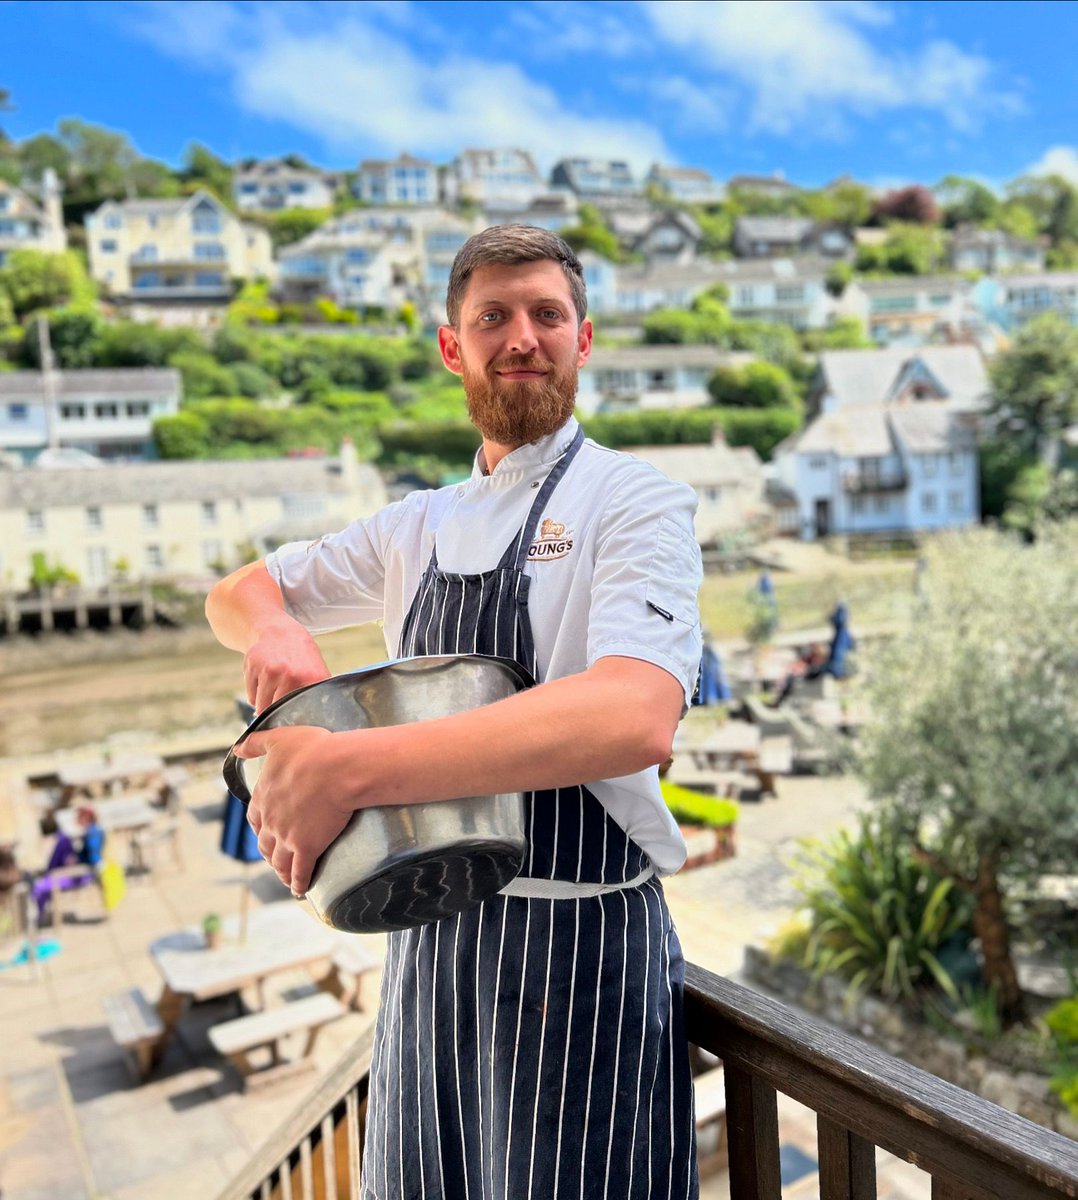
30, 806, 105, 923
769, 642, 828, 708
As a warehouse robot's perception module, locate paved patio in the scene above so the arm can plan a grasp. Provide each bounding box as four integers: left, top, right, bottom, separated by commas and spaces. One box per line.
0, 738, 931, 1199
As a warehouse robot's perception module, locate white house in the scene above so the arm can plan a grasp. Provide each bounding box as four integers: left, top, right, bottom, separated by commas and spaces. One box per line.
717, 258, 840, 329
483, 191, 580, 233
646, 164, 724, 205
0, 440, 387, 590
621, 432, 767, 545
233, 159, 338, 211
0, 169, 66, 266
577, 345, 753, 416
549, 158, 641, 200
774, 345, 988, 540
971, 271, 1078, 332
842, 276, 976, 346
0, 368, 182, 463
354, 154, 438, 206
948, 226, 1045, 274
448, 149, 544, 209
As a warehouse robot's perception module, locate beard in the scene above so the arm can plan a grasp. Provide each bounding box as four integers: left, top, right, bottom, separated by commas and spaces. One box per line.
462, 353, 578, 447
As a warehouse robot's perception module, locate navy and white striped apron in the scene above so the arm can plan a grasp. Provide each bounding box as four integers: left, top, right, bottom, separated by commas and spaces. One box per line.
362, 428, 698, 1200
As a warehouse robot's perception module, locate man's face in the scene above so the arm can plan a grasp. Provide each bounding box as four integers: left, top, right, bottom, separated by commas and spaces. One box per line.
438, 259, 592, 448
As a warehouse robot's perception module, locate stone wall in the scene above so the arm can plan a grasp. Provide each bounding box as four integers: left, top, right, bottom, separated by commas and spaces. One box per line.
742, 943, 1078, 1141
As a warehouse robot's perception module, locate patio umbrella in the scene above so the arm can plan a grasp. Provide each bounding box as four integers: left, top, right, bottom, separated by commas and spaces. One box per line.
825, 601, 856, 679
694, 640, 732, 707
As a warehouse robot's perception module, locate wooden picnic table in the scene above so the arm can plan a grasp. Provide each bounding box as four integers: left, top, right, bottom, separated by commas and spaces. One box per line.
810, 698, 870, 732
55, 797, 159, 841
148, 903, 347, 1054
56, 753, 165, 803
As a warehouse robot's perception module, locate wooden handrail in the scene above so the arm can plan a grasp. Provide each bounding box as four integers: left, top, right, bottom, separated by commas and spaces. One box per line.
685, 964, 1078, 1200
219, 964, 1078, 1200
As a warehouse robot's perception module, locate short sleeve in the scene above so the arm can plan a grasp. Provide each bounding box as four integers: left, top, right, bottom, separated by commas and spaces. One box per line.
265, 498, 413, 634
585, 467, 703, 705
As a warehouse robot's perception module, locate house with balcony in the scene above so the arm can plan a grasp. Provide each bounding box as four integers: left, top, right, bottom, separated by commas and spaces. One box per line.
484, 190, 580, 233
233, 159, 338, 211
726, 171, 800, 199
354, 154, 438, 205
718, 257, 841, 330
0, 368, 181, 464
947, 225, 1045, 274
0, 168, 66, 265
0, 438, 387, 590
577, 345, 753, 416
733, 216, 853, 260
774, 344, 987, 540
447, 148, 544, 209
972, 270, 1078, 332
646, 163, 725, 205
606, 210, 703, 265
604, 260, 730, 318
85, 191, 273, 302
276, 224, 416, 313
843, 275, 976, 346
549, 157, 641, 200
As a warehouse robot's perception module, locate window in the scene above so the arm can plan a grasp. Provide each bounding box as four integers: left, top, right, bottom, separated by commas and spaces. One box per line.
201, 500, 217, 525
6, 403, 28, 421
647, 370, 673, 391
240, 183, 259, 194
105, 213, 122, 230
126, 402, 150, 418
99, 239, 118, 253
85, 506, 103, 531
948, 452, 963, 476
86, 546, 109, 584
192, 213, 222, 233
133, 244, 158, 261
94, 403, 119, 419
60, 403, 86, 420
736, 286, 755, 306
874, 495, 889, 514
921, 492, 937, 514
929, 294, 953, 307
134, 272, 161, 289
142, 503, 159, 529
202, 540, 223, 567
850, 496, 865, 515
26, 509, 45, 535
922, 455, 938, 477
195, 272, 224, 287
870, 296, 916, 313
194, 242, 225, 260
948, 491, 964, 515
345, 248, 370, 264
145, 544, 164, 571
289, 182, 306, 194
808, 456, 828, 471
776, 285, 804, 303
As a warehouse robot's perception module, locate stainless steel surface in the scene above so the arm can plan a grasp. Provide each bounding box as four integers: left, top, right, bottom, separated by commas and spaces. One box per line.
223, 655, 533, 934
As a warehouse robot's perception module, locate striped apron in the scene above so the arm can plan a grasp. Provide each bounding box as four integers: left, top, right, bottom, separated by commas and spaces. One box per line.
362, 428, 698, 1200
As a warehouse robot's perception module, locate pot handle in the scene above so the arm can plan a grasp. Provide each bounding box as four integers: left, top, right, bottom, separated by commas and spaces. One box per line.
222, 744, 251, 804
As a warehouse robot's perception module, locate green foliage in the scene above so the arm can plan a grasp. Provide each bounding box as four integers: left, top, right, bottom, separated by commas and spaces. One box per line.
724, 320, 803, 370
1046, 997, 1078, 1045
21, 306, 104, 368
1047, 997, 1078, 1117
708, 360, 801, 411
181, 143, 233, 205
260, 207, 332, 250
978, 438, 1037, 520
1006, 174, 1078, 246
377, 420, 479, 469
0, 287, 14, 329
711, 406, 801, 460
935, 175, 1001, 229
153, 410, 211, 458
660, 781, 738, 829
167, 351, 238, 400
0, 249, 95, 317
797, 813, 974, 1005
856, 223, 946, 274
581, 409, 716, 448
97, 321, 203, 367
824, 261, 854, 298
1005, 465, 1078, 538
692, 206, 734, 256
560, 204, 623, 262
229, 361, 276, 399
29, 551, 79, 591
801, 316, 871, 351
989, 312, 1078, 460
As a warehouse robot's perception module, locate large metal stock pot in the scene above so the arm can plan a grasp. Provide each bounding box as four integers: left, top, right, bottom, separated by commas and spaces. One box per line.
223, 654, 533, 934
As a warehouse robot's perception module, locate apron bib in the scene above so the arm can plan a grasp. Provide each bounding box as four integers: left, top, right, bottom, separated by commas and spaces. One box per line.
363, 428, 698, 1200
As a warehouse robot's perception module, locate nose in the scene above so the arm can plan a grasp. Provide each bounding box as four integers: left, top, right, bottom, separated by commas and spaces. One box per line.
502, 311, 539, 356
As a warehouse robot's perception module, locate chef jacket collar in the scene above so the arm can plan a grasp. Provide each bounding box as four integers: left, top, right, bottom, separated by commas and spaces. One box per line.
472, 416, 581, 479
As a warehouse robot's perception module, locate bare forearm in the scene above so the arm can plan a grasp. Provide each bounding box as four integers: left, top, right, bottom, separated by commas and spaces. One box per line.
205, 562, 294, 651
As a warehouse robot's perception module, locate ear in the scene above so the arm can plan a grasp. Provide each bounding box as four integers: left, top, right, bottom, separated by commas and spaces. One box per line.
438, 324, 463, 376
576, 318, 593, 369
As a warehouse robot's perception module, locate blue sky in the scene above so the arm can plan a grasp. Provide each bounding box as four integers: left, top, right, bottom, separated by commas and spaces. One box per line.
3, 0, 1077, 191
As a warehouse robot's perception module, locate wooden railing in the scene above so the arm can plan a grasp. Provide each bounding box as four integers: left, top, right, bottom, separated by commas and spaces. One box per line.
218, 965, 1078, 1200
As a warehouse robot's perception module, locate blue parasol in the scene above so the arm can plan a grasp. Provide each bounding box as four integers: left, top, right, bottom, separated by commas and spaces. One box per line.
222, 692, 265, 941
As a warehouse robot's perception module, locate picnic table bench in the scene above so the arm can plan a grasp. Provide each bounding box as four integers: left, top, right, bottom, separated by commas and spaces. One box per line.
208, 992, 346, 1089
103, 987, 165, 1082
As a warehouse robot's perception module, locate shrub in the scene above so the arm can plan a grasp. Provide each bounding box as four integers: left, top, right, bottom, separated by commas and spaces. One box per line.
660, 781, 738, 829
797, 813, 974, 1006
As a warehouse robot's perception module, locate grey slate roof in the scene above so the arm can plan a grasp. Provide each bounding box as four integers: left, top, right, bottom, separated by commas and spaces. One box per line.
787, 401, 976, 458
0, 456, 381, 509
817, 346, 988, 410
735, 216, 814, 242
621, 441, 762, 486
584, 345, 755, 371
0, 369, 182, 401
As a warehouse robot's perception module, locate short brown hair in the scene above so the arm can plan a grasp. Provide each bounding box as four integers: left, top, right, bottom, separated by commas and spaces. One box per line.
445, 224, 587, 327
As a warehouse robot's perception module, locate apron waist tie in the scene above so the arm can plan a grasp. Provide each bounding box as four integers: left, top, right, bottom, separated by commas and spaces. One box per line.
499, 864, 655, 900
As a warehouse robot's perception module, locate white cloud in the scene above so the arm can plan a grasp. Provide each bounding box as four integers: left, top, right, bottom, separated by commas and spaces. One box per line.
641, 0, 1020, 137
125, 1, 669, 172
506, 1, 648, 58
1024, 146, 1078, 187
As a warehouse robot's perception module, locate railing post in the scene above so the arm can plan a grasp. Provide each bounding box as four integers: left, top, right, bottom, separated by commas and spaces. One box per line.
725, 1063, 782, 1200
932, 1178, 978, 1200
817, 1114, 876, 1199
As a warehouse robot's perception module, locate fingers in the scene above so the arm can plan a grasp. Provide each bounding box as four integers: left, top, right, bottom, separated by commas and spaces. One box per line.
290, 851, 315, 899
234, 732, 268, 760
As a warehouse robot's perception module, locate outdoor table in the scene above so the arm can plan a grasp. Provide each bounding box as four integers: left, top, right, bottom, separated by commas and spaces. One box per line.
55, 797, 159, 840
810, 698, 869, 732
689, 721, 762, 770
57, 753, 165, 803
148, 902, 345, 1055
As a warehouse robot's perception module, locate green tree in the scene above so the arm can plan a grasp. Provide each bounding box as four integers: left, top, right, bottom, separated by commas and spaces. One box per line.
856, 223, 945, 275
802, 180, 875, 229
153, 410, 211, 458
934, 175, 1001, 228
261, 208, 332, 250
22, 306, 104, 368
858, 526, 1078, 1025
988, 312, 1078, 461
97, 321, 203, 367
560, 203, 622, 262
168, 351, 238, 400
17, 133, 71, 182
801, 316, 871, 352
182, 142, 233, 203
978, 438, 1036, 521
0, 249, 94, 317
1005, 174, 1078, 246
1003, 464, 1078, 539
57, 117, 137, 200
708, 360, 800, 410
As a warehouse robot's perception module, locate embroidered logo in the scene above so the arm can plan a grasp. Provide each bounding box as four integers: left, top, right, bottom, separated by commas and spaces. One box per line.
528, 517, 575, 561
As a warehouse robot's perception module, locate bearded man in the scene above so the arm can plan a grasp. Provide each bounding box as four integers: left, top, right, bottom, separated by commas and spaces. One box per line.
206, 225, 703, 1199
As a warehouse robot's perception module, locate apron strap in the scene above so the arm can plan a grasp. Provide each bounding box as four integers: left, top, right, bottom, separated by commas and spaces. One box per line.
505, 425, 585, 571
498, 863, 655, 900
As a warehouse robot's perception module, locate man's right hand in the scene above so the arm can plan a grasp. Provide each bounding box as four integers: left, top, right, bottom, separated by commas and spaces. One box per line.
243, 620, 332, 714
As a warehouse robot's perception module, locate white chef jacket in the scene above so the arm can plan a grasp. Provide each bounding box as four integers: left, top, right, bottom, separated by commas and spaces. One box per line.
265, 416, 703, 874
